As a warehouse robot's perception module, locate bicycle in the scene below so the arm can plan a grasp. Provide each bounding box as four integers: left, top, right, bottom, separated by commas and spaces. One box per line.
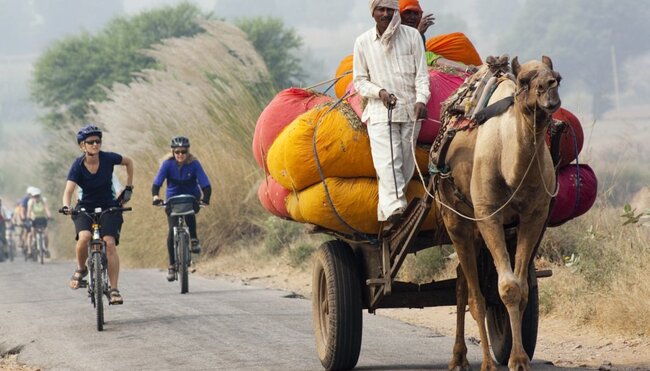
156, 195, 201, 294
32, 223, 48, 264
59, 206, 132, 331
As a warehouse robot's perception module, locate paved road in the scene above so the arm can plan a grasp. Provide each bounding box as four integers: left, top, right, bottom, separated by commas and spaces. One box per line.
0, 259, 580, 370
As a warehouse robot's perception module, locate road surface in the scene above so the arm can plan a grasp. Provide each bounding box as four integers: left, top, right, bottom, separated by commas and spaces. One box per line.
0, 259, 580, 370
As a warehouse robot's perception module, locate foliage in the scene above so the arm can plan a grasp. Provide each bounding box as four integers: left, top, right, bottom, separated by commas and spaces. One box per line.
235, 17, 306, 89
288, 242, 316, 268
401, 245, 455, 283
498, 0, 650, 117
31, 2, 211, 126
621, 204, 649, 225
263, 217, 303, 255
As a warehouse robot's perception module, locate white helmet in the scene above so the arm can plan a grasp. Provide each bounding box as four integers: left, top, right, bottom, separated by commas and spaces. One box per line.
26, 186, 37, 195
31, 188, 42, 196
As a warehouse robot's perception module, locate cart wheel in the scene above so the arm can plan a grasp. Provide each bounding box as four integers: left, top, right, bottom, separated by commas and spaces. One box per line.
312, 240, 362, 371
487, 268, 539, 365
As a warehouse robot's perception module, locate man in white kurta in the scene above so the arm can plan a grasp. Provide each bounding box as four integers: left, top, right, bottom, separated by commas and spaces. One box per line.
353, 0, 430, 225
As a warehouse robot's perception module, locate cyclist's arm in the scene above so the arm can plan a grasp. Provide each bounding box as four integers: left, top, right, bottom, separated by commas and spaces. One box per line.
120, 156, 134, 188
44, 202, 52, 218
195, 160, 211, 205
62, 180, 78, 208
26, 199, 33, 220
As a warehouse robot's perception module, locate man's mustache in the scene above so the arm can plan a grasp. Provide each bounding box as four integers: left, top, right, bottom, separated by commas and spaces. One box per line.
381, 16, 392, 21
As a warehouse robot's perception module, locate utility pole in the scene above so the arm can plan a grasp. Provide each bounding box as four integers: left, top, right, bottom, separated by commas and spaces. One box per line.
611, 45, 620, 113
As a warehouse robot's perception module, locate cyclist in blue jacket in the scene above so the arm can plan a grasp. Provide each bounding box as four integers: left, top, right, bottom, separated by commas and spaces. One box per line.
152, 136, 211, 282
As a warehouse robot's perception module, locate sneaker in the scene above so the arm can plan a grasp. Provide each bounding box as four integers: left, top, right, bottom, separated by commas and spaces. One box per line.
44, 248, 51, 258
166, 266, 176, 282
190, 238, 201, 254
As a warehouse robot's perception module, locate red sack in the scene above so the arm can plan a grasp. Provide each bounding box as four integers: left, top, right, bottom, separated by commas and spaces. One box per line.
257, 175, 291, 218
252, 88, 332, 170
546, 108, 584, 168
549, 164, 597, 227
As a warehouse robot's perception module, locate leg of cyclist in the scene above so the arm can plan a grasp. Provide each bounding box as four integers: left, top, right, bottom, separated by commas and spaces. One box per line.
186, 214, 200, 254
69, 231, 90, 289
166, 214, 177, 281
103, 235, 123, 304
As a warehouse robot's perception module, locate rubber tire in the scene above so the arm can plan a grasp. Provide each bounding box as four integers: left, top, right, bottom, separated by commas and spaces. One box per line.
487, 268, 539, 365
93, 253, 104, 331
8, 240, 14, 262
179, 232, 189, 294
312, 240, 362, 371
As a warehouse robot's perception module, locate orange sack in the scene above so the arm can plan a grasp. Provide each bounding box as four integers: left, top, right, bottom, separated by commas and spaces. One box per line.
425, 32, 482, 66
286, 177, 442, 235
252, 88, 331, 170
266, 102, 376, 191
334, 54, 353, 99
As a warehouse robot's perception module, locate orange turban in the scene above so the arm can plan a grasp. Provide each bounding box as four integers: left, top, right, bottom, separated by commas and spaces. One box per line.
399, 0, 422, 14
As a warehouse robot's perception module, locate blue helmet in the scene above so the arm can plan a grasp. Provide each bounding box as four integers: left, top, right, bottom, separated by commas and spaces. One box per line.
170, 136, 190, 148
77, 124, 103, 144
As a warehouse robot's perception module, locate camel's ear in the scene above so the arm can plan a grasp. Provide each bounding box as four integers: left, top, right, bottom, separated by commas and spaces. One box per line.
512, 56, 521, 77
542, 55, 553, 70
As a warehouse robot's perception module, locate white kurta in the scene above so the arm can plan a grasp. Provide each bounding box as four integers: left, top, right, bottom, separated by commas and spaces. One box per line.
353, 25, 430, 220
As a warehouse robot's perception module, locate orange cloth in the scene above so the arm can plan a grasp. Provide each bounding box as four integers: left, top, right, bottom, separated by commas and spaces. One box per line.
399, 0, 422, 13
334, 54, 353, 98
425, 32, 482, 66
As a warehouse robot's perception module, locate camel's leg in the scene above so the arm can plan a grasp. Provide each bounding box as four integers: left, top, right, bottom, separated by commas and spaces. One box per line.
445, 220, 497, 371
448, 265, 469, 371
506, 214, 547, 371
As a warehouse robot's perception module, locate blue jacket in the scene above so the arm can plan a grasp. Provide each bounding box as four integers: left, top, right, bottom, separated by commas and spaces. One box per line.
152, 158, 210, 200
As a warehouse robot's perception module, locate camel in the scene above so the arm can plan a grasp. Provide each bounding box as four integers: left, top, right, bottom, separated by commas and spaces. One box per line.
436, 56, 561, 371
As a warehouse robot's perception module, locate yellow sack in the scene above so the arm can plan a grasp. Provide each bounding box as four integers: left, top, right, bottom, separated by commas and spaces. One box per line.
267, 103, 375, 191
286, 177, 442, 235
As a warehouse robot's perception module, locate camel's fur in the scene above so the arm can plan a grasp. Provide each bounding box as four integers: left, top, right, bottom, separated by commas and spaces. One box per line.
438, 56, 561, 371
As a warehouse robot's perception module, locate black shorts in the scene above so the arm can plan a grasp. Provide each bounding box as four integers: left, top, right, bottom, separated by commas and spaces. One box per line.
72, 211, 124, 246
32, 217, 48, 229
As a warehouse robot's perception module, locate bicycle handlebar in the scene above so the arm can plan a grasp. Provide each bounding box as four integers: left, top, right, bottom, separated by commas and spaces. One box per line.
58, 206, 132, 217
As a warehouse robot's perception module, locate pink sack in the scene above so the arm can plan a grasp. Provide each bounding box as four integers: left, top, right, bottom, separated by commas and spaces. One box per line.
549, 164, 598, 227
253, 88, 332, 170
257, 175, 291, 218
419, 69, 466, 144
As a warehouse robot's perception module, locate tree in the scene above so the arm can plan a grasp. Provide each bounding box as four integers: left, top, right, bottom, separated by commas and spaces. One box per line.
498, 0, 650, 118
235, 17, 305, 89
31, 2, 211, 126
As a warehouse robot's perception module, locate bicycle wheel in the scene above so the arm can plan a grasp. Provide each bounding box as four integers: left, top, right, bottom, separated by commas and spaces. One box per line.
92, 253, 104, 331
8, 240, 14, 262
179, 231, 189, 294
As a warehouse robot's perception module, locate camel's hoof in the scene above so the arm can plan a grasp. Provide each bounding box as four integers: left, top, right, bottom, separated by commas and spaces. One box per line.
448, 364, 470, 371
481, 359, 498, 371
508, 356, 530, 371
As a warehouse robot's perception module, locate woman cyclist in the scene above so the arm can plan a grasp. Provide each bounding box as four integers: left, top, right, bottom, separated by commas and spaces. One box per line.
151, 136, 211, 282
26, 188, 52, 258
61, 124, 134, 305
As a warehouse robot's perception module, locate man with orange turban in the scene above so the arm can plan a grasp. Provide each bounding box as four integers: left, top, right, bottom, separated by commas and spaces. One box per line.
353, 0, 430, 228
399, 0, 435, 40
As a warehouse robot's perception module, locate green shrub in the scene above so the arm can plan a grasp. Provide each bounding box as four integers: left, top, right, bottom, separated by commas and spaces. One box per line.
402, 245, 454, 283
288, 242, 316, 267
263, 217, 303, 255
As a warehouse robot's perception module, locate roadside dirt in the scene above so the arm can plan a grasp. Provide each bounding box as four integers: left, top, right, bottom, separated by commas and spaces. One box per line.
197, 249, 650, 371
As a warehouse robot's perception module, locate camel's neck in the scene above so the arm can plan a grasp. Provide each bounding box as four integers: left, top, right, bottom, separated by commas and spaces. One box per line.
506, 101, 551, 181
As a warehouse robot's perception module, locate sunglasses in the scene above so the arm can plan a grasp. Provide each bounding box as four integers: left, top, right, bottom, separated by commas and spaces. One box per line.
85, 139, 102, 145
174, 150, 188, 155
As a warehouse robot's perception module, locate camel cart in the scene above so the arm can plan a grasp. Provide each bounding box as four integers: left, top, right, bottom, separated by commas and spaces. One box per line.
309, 123, 566, 371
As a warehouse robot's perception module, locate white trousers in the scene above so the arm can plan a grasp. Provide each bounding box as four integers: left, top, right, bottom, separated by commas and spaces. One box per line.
367, 120, 421, 221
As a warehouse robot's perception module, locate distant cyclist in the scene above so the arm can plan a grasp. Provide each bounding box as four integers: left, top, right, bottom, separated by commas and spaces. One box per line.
26, 188, 52, 258
18, 187, 34, 254
61, 124, 134, 305
151, 136, 211, 282
0, 198, 9, 260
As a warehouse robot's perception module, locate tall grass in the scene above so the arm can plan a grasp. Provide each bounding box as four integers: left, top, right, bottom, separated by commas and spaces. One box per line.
53, 20, 276, 267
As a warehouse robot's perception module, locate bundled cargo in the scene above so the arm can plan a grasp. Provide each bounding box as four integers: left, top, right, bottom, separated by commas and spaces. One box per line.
549, 164, 598, 227
266, 102, 376, 191
334, 54, 353, 99
286, 177, 442, 234
252, 88, 332, 169
257, 175, 291, 218
425, 32, 482, 67
547, 108, 585, 168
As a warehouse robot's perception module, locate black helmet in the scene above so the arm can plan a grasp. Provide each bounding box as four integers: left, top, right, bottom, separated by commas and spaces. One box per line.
170, 136, 190, 148
77, 124, 103, 144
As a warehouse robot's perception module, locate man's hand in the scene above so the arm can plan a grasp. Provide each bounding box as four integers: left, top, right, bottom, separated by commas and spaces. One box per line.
60, 206, 71, 215
118, 186, 133, 205
152, 197, 163, 206
379, 89, 397, 109
414, 102, 428, 120
418, 13, 435, 35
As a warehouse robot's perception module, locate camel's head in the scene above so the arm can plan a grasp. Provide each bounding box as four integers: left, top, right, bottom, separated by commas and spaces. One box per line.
512, 56, 562, 114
